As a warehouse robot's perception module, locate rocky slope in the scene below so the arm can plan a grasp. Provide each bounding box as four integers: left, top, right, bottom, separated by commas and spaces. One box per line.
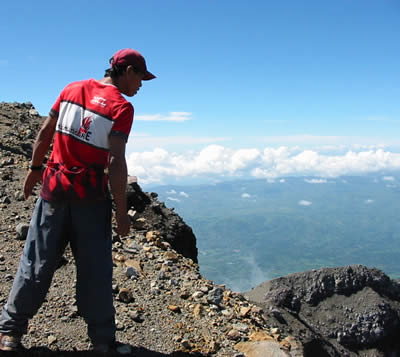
2, 101, 400, 357
0, 102, 302, 356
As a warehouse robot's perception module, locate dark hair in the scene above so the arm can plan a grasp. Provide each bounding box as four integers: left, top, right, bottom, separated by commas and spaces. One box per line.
104, 63, 128, 79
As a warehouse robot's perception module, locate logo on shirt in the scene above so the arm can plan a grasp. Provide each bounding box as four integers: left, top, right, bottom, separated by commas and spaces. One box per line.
90, 96, 107, 107
77, 116, 93, 140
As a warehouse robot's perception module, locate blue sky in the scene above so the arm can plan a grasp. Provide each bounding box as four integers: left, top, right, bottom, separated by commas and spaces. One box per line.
1, 1, 400, 185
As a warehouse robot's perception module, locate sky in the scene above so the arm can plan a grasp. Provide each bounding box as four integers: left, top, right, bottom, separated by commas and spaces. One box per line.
1, 1, 400, 186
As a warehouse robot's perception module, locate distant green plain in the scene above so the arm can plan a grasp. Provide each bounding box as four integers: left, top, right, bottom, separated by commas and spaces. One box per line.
150, 175, 400, 291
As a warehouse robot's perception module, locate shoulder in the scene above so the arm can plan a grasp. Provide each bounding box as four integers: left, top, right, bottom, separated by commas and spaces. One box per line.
59, 79, 91, 96
113, 100, 134, 120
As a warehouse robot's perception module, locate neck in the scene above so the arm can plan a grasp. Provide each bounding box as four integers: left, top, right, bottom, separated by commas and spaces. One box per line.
98, 77, 118, 88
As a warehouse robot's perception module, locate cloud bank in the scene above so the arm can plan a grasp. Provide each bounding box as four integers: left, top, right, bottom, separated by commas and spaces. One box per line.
135, 112, 191, 122
126, 145, 400, 185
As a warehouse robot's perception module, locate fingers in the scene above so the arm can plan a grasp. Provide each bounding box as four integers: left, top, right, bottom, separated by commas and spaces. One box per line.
116, 214, 131, 237
23, 171, 42, 200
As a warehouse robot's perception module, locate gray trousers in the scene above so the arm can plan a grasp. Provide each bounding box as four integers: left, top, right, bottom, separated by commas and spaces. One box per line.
0, 197, 115, 344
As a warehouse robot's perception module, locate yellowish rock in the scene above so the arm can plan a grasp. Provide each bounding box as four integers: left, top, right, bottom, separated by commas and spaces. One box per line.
235, 341, 294, 357
227, 329, 241, 340
113, 253, 126, 262
193, 304, 203, 318
240, 306, 251, 317
168, 305, 181, 313
146, 230, 161, 241
249, 331, 275, 342
124, 259, 143, 273
164, 251, 179, 262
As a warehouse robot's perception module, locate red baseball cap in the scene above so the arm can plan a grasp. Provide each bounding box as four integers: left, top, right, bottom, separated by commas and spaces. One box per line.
110, 48, 156, 80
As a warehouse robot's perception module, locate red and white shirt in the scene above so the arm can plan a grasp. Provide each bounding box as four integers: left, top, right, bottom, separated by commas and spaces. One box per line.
41, 79, 134, 201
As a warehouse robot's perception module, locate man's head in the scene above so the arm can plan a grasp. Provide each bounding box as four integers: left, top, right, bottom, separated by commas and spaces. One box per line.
105, 48, 155, 97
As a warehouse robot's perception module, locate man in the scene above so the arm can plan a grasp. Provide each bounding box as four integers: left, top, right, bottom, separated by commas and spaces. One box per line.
0, 48, 155, 353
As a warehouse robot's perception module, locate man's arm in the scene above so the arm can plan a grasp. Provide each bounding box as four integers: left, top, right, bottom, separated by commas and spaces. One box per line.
108, 135, 131, 236
24, 115, 57, 199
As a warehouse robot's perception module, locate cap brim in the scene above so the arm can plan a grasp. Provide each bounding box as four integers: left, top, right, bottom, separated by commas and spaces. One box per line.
143, 71, 156, 80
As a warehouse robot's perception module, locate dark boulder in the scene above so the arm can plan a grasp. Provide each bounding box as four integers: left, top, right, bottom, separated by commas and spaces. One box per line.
126, 178, 198, 263
246, 265, 400, 357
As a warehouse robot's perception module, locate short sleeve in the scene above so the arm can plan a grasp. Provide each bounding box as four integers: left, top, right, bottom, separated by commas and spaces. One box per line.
49, 85, 68, 119
110, 102, 134, 142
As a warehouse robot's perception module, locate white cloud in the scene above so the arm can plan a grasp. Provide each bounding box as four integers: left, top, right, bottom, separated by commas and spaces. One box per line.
241, 193, 251, 198
167, 197, 180, 202
179, 191, 189, 198
128, 135, 229, 149
135, 112, 192, 122
279, 179, 286, 183
383, 176, 395, 181
365, 199, 374, 204
166, 189, 176, 194
126, 145, 400, 185
305, 178, 328, 184
298, 200, 312, 206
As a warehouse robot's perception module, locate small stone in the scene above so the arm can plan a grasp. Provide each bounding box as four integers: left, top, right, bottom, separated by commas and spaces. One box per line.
129, 311, 144, 323
199, 286, 209, 293
193, 304, 203, 318
164, 251, 179, 262
251, 306, 263, 314
132, 217, 147, 230
118, 288, 134, 303
180, 290, 190, 299
249, 331, 275, 342
221, 309, 233, 317
15, 223, 29, 240
0, 255, 4, 262
173, 335, 182, 342
14, 191, 24, 202
227, 329, 241, 340
232, 323, 249, 333
158, 271, 167, 280
240, 306, 251, 317
168, 305, 181, 313
29, 109, 39, 116
192, 291, 204, 299
270, 327, 279, 334
125, 267, 139, 279
146, 231, 161, 242
168, 278, 179, 287
207, 287, 224, 305
208, 340, 220, 353
115, 319, 125, 330
127, 209, 136, 219
113, 253, 126, 262
47, 335, 57, 345
181, 339, 191, 349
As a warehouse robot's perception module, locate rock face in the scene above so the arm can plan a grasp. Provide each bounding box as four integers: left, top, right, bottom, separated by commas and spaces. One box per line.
246, 265, 400, 356
126, 180, 198, 263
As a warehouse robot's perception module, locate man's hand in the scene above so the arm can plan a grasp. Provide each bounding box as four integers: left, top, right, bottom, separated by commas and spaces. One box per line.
115, 211, 131, 236
23, 170, 43, 200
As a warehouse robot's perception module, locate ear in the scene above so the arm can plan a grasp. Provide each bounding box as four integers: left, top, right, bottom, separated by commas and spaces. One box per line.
126, 65, 135, 75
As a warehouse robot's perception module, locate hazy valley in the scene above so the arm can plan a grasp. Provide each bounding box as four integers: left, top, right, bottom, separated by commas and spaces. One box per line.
150, 174, 400, 292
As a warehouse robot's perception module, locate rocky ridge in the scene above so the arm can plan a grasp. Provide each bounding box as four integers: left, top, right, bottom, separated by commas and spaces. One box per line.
0, 102, 302, 356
